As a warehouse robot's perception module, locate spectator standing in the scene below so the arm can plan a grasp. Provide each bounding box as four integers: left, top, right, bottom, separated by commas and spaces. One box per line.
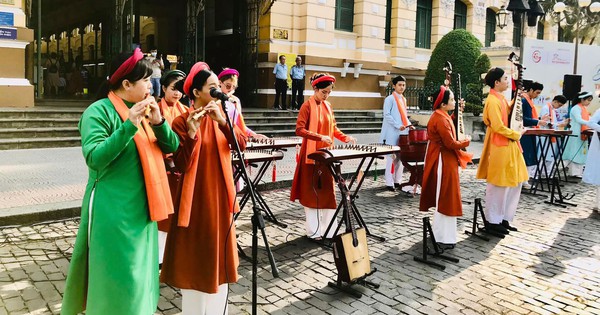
273, 55, 288, 110
148, 49, 164, 99
45, 52, 60, 97
291, 56, 305, 110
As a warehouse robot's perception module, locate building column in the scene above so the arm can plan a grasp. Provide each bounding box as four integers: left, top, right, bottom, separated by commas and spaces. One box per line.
354, 0, 387, 61
389, 0, 418, 69
0, 2, 34, 107
431, 0, 454, 50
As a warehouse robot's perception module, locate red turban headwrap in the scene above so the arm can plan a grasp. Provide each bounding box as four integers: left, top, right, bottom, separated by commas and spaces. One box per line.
433, 85, 447, 110
311, 74, 336, 87
108, 48, 144, 85
217, 68, 239, 80
183, 62, 211, 96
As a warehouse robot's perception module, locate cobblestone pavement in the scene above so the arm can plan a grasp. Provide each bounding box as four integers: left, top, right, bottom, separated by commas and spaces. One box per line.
1, 167, 599, 314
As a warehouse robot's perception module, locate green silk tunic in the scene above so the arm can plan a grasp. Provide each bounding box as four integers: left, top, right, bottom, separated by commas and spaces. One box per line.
61, 98, 179, 315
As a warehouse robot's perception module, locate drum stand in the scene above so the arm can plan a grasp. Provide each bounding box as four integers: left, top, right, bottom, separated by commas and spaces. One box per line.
218, 96, 278, 315
464, 198, 505, 241
413, 217, 459, 270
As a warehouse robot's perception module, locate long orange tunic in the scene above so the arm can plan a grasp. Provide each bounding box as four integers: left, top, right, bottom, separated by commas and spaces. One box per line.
290, 96, 352, 209
160, 111, 246, 293
419, 110, 470, 216
158, 100, 188, 233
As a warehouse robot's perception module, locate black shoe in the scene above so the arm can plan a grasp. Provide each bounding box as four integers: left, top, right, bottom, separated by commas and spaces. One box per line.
274, 105, 282, 110
502, 220, 518, 232
394, 183, 401, 189
487, 223, 509, 235
386, 186, 396, 192
437, 242, 455, 250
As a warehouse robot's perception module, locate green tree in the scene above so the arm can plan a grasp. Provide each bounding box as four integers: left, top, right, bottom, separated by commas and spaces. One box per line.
541, 0, 600, 44
424, 29, 483, 94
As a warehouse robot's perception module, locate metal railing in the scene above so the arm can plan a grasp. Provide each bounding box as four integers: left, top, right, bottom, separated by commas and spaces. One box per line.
385, 84, 438, 111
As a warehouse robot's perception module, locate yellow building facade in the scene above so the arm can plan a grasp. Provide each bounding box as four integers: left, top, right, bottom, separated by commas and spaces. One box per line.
0, 0, 33, 107
256, 0, 562, 109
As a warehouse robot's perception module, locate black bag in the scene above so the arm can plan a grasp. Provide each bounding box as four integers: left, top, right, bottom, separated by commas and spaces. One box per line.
48, 61, 58, 73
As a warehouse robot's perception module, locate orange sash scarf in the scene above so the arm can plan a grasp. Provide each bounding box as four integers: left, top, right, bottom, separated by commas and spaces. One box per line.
489, 89, 509, 147
392, 92, 410, 127
580, 103, 591, 140
108, 92, 174, 221
522, 93, 539, 128
231, 98, 249, 136
159, 98, 187, 125
177, 108, 238, 227
547, 103, 555, 124
438, 109, 473, 169
546, 103, 557, 143
304, 96, 334, 165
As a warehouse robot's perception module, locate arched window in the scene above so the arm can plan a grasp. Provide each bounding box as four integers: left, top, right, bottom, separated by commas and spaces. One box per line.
415, 0, 432, 48
485, 8, 496, 47
454, 1, 467, 29
335, 0, 355, 32
537, 21, 544, 40
385, 0, 392, 44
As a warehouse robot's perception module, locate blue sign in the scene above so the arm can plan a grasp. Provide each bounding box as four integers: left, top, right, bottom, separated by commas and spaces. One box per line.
0, 12, 14, 27
0, 27, 16, 40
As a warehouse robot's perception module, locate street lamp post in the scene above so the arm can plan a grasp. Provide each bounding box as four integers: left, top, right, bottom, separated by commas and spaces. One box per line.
497, 0, 545, 59
553, 0, 600, 74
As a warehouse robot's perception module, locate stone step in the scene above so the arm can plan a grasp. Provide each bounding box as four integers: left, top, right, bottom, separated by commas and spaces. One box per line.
259, 127, 381, 137
0, 108, 84, 119
244, 115, 379, 125
35, 98, 92, 108
0, 137, 81, 150
251, 121, 382, 132
0, 118, 80, 129
241, 109, 381, 118
0, 127, 80, 139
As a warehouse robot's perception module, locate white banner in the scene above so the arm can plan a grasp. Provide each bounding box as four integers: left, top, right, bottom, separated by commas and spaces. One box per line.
522, 38, 600, 113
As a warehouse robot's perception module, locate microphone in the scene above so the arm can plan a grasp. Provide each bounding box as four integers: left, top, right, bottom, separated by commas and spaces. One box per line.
210, 88, 233, 103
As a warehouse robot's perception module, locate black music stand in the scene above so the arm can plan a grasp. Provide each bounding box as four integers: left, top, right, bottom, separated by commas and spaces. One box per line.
413, 217, 459, 270
214, 91, 279, 315
464, 198, 506, 241
233, 152, 288, 228
544, 132, 577, 207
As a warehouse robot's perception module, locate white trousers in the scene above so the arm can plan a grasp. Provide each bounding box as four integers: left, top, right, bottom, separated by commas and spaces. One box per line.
527, 165, 537, 178
158, 230, 168, 265
484, 183, 523, 224
305, 207, 338, 239
595, 186, 600, 210
432, 210, 457, 244
385, 154, 404, 187
569, 163, 584, 177
181, 284, 229, 315
432, 154, 458, 244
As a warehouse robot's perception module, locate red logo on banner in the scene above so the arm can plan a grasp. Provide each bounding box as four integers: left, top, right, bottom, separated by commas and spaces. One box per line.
532, 50, 542, 63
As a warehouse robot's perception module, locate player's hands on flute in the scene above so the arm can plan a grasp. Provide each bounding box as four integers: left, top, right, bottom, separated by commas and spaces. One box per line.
128, 96, 161, 127
187, 107, 205, 139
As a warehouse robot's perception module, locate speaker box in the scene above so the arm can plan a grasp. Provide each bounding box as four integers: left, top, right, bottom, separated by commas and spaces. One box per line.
563, 75, 582, 100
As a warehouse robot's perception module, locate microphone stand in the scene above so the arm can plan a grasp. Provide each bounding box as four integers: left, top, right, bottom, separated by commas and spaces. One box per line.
216, 93, 279, 315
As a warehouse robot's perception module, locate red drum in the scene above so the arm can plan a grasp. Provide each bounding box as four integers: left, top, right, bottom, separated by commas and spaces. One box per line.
399, 143, 428, 162
408, 128, 428, 143
397, 135, 410, 146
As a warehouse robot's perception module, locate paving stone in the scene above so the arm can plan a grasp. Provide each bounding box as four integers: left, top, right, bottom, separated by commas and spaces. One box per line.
1, 166, 600, 314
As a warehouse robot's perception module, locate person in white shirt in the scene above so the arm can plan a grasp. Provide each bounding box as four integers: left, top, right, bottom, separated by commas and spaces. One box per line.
379, 75, 413, 191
